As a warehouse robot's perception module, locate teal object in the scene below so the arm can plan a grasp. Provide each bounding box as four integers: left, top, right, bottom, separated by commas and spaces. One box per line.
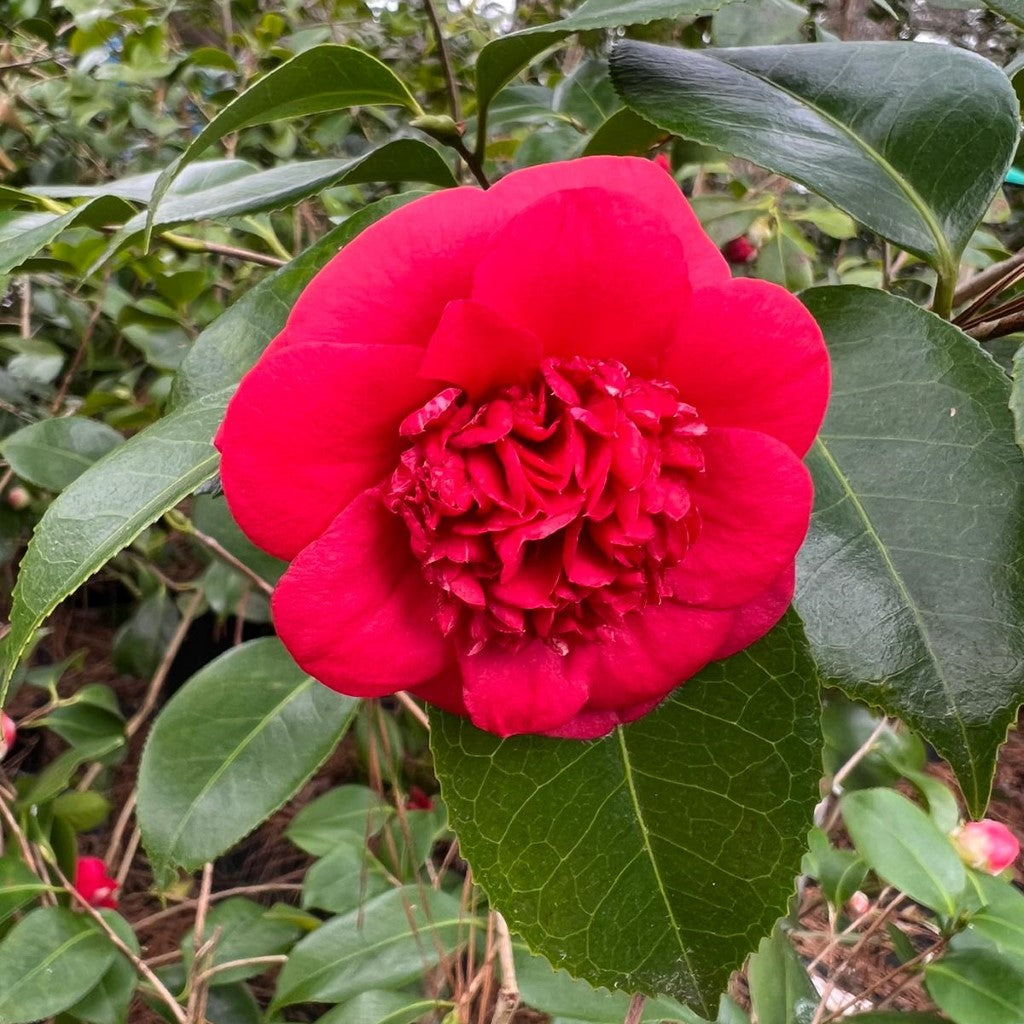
1005, 166, 1024, 186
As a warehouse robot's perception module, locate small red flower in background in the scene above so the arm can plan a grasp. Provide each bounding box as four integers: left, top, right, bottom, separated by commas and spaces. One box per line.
722, 236, 758, 264
74, 856, 119, 909
952, 820, 1020, 874
217, 156, 829, 738
407, 786, 434, 811
0, 712, 15, 761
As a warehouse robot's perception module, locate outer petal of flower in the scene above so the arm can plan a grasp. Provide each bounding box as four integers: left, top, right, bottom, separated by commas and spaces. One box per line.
277, 187, 497, 349
459, 640, 589, 736
469, 188, 690, 374
669, 427, 812, 608
216, 343, 436, 560
271, 491, 449, 695
487, 155, 729, 291
663, 279, 829, 456
545, 699, 659, 740
408, 664, 468, 716
419, 299, 544, 398
568, 600, 733, 710
715, 565, 795, 661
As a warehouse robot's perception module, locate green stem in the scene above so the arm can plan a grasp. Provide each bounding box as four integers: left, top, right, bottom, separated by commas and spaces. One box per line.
932, 264, 957, 320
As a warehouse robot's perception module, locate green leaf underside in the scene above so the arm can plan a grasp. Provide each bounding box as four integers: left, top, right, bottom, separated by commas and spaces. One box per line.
146, 44, 420, 244
137, 637, 358, 872
0, 192, 423, 702
796, 287, 1024, 816
476, 0, 732, 119
430, 611, 821, 1013
610, 41, 1018, 269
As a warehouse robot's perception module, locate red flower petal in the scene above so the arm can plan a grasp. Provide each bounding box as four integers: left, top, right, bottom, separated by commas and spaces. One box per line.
469, 188, 690, 375
669, 427, 812, 608
545, 699, 659, 739
419, 299, 544, 398
715, 565, 795, 661
459, 639, 589, 736
408, 663, 468, 716
278, 187, 496, 350
271, 490, 449, 695
664, 279, 829, 456
487, 156, 729, 291
568, 600, 733, 710
216, 343, 436, 560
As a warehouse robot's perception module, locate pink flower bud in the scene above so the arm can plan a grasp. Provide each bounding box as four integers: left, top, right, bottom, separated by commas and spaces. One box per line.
952, 820, 1020, 874
722, 236, 758, 264
6, 486, 30, 510
846, 890, 871, 916
0, 712, 14, 760
73, 856, 119, 909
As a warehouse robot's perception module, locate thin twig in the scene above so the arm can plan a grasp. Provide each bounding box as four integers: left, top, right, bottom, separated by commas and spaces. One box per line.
422, 0, 461, 123
198, 954, 287, 984
953, 259, 1024, 328
187, 864, 216, 1023
953, 247, 1024, 307
185, 523, 275, 597
114, 826, 140, 888
104, 788, 137, 869
490, 912, 520, 1024
966, 307, 1024, 342
832, 718, 890, 795
624, 993, 647, 1024
160, 232, 286, 267
133, 881, 303, 931
396, 691, 430, 729
51, 273, 109, 412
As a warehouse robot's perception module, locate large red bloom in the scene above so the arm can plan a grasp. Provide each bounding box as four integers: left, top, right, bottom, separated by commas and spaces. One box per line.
216, 157, 828, 738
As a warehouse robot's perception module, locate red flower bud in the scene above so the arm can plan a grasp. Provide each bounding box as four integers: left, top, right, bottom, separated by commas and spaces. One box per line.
722, 236, 758, 264
0, 712, 14, 761
74, 856, 119, 909
952, 820, 1020, 874
6, 486, 30, 510
407, 786, 434, 811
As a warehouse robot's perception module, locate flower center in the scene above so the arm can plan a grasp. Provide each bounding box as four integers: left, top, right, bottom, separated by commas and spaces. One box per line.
385, 356, 707, 652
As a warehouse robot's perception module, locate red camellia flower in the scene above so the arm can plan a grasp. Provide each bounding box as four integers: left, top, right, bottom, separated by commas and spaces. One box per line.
0, 712, 15, 761
74, 856, 119, 909
216, 157, 829, 738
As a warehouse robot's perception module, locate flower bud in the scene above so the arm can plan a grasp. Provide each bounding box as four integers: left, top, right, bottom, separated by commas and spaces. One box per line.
951, 820, 1020, 874
410, 113, 462, 144
73, 856, 119, 909
6, 486, 30, 510
407, 786, 434, 811
722, 236, 758, 264
0, 712, 14, 760
846, 890, 871, 917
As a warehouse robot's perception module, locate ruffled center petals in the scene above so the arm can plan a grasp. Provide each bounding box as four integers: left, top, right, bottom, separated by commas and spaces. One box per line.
468, 187, 691, 375
668, 427, 813, 609
419, 300, 544, 399
271, 490, 449, 696
459, 639, 590, 736
664, 278, 829, 457
216, 342, 437, 562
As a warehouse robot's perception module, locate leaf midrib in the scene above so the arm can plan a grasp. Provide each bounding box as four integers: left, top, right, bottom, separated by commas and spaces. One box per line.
812, 437, 976, 798
616, 728, 705, 1016
706, 50, 955, 269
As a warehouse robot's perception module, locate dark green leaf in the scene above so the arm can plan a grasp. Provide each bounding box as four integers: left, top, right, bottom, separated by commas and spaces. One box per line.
796, 286, 1024, 815
0, 907, 116, 1023
1, 417, 123, 492
805, 828, 866, 910
711, 0, 808, 46
582, 108, 665, 157
611, 41, 1018, 272
0, 855, 54, 927
841, 789, 966, 916
65, 910, 139, 1024
137, 637, 358, 872
431, 611, 821, 1012
317, 991, 452, 1024
301, 842, 391, 914
19, 736, 124, 807
271, 886, 467, 1010
285, 785, 393, 857
967, 870, 1024, 957
147, 45, 420, 244
746, 925, 818, 1024
926, 946, 1024, 1024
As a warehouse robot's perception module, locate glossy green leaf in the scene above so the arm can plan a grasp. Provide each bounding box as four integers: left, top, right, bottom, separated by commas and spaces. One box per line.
611, 41, 1018, 272
271, 886, 467, 1010
0, 196, 133, 275
0, 907, 116, 1023
805, 828, 866, 910
711, 0, 808, 45
475, 0, 731, 125
582, 108, 664, 157
1, 416, 123, 492
926, 947, 1024, 1024
301, 842, 392, 914
796, 287, 1024, 815
746, 925, 818, 1024
64, 910, 139, 1024
841, 789, 965, 916
0, 854, 54, 926
286, 785, 393, 857
431, 611, 821, 1013
967, 870, 1024, 957
0, 193, 420, 703
19, 735, 123, 807
181, 898, 302, 985
146, 45, 420, 243
317, 991, 451, 1024
137, 637, 357, 873
52, 790, 111, 831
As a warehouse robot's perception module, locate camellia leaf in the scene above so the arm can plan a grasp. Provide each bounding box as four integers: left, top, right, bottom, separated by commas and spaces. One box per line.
0, 416, 123, 492
0, 192, 424, 704
145, 45, 421, 245
796, 286, 1024, 816
746, 924, 818, 1024
925, 947, 1024, 1024
475, 0, 733, 132
0, 907, 116, 1023
431, 611, 821, 1013
137, 637, 358, 873
610, 40, 1018, 285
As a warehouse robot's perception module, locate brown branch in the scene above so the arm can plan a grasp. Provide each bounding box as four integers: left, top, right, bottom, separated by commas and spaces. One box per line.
966, 307, 1024, 343
422, 0, 462, 123
954, 248, 1024, 307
